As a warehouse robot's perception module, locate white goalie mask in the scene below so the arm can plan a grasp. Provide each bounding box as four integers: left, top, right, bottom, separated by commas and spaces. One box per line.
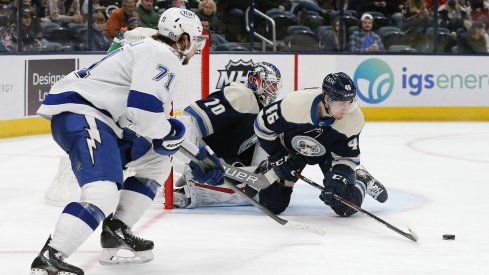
157, 8, 206, 54
247, 62, 282, 106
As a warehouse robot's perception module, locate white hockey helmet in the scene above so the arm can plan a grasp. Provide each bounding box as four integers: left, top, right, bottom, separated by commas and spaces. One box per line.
157, 8, 205, 53
247, 62, 282, 106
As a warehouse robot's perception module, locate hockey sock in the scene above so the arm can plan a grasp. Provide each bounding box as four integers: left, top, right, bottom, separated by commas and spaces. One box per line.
49, 202, 105, 257
113, 177, 160, 227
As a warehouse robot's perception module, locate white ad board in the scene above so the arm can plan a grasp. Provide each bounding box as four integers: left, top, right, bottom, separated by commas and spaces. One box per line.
2, 53, 489, 121
298, 55, 489, 107
0, 54, 105, 120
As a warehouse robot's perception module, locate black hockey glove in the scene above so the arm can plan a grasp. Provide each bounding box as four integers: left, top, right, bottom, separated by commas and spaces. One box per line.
268, 150, 305, 182
319, 165, 356, 206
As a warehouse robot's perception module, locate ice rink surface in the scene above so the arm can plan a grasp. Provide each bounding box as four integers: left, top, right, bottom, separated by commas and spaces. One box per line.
1, 122, 489, 275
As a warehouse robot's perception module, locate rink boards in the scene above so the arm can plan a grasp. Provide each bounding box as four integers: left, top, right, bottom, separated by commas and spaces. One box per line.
1, 53, 489, 138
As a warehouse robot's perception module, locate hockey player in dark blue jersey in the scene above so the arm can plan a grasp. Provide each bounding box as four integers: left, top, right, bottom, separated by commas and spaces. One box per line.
173, 62, 283, 208
254, 72, 388, 216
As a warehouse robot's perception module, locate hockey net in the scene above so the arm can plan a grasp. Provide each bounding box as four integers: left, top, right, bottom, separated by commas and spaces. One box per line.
45, 32, 210, 209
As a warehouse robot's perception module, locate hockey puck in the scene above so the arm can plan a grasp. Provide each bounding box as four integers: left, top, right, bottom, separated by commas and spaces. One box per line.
443, 234, 455, 240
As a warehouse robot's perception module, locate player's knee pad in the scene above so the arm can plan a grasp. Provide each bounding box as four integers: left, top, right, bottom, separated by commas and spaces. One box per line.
122, 176, 161, 200
80, 181, 120, 217
330, 180, 366, 217
258, 182, 293, 215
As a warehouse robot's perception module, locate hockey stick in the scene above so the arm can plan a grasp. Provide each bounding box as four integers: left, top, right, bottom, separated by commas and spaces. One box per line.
178, 146, 326, 235
294, 172, 419, 242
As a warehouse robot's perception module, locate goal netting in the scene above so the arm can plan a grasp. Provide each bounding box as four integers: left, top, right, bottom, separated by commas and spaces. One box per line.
44, 32, 210, 209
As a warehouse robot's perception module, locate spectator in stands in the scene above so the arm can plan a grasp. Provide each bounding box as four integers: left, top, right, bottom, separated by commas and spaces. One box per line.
104, 0, 139, 38
457, 20, 488, 52
201, 18, 227, 50
0, 3, 16, 51
17, 8, 42, 51
135, 0, 159, 29
82, 0, 106, 22
469, 0, 489, 31
83, 12, 111, 51
196, 0, 220, 32
42, 0, 85, 34
321, 16, 347, 51
439, 0, 471, 32
22, 0, 42, 40
398, 0, 433, 45
425, 0, 447, 12
349, 13, 384, 52
172, 0, 188, 9
127, 16, 141, 29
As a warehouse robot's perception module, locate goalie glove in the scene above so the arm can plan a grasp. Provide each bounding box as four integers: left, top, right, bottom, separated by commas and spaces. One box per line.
319, 165, 355, 206
153, 118, 186, 156
189, 145, 225, 186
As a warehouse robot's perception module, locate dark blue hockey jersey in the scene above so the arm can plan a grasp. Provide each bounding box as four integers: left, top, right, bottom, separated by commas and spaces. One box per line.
183, 82, 261, 165
254, 88, 364, 170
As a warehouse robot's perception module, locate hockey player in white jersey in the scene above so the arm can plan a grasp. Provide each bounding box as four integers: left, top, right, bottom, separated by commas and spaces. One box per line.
254, 72, 388, 216
173, 62, 283, 208
31, 8, 223, 275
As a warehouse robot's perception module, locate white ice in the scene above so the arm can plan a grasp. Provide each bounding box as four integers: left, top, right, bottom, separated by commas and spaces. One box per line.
1, 122, 489, 275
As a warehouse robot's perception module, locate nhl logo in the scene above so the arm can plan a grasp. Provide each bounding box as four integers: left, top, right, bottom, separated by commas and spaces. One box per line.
216, 59, 254, 90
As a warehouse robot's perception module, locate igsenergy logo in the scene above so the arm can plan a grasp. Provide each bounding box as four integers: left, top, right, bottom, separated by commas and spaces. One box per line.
354, 58, 394, 104
354, 58, 489, 104
401, 67, 489, 96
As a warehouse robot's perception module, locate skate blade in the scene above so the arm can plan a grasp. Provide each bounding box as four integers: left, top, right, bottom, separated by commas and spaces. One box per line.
31, 269, 48, 275
31, 268, 79, 275
99, 248, 154, 265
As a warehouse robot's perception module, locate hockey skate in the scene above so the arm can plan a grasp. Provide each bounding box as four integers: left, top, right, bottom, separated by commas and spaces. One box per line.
356, 166, 388, 203
99, 215, 154, 265
31, 236, 84, 275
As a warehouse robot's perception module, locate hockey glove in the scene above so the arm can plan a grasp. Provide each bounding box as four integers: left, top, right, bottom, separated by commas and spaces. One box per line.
153, 118, 186, 156
319, 165, 356, 206
268, 150, 304, 182
189, 145, 225, 186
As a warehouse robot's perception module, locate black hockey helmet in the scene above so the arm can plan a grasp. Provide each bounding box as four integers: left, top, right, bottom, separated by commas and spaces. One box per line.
322, 72, 356, 101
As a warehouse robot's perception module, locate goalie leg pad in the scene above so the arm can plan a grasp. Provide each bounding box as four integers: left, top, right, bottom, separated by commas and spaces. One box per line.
258, 182, 293, 215
330, 180, 366, 217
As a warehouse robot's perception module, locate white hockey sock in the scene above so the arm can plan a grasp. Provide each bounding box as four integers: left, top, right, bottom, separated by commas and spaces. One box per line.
113, 177, 159, 227
48, 181, 119, 257
49, 202, 105, 257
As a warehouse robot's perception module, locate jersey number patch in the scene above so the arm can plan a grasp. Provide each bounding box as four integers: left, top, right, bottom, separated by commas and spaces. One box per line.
153, 64, 175, 91
348, 137, 359, 150
265, 104, 279, 124
203, 98, 225, 115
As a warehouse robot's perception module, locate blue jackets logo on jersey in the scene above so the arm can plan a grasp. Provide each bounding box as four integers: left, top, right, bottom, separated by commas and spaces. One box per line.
291, 136, 326, 157
353, 58, 394, 104
216, 59, 254, 90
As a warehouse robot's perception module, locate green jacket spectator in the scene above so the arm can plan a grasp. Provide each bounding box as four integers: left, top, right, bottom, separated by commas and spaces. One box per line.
135, 0, 159, 29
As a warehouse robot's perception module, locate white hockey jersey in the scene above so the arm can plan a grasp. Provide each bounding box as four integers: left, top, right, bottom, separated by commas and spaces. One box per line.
37, 37, 183, 139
